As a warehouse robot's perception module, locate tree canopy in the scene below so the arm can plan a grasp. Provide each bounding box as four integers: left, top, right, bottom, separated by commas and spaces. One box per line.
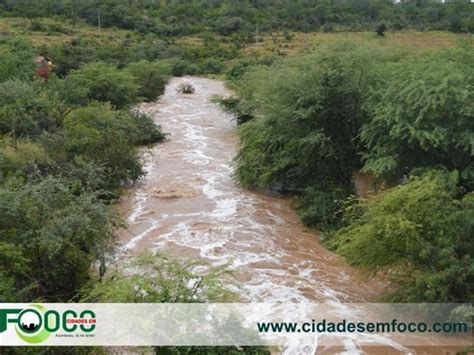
361, 45, 474, 183
0, 176, 119, 302
229, 40, 473, 302
1, 0, 473, 35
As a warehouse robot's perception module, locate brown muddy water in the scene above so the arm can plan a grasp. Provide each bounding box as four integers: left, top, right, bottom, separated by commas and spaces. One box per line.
118, 77, 383, 303
116, 77, 448, 354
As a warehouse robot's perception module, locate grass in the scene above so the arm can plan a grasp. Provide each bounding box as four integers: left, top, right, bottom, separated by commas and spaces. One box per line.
0, 15, 466, 47
0, 17, 133, 46
242, 31, 466, 58
0, 16, 467, 68
1, 16, 465, 53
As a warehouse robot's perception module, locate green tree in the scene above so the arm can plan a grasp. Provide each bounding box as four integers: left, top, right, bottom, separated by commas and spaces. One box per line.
0, 176, 120, 301
60, 104, 144, 189
84, 252, 235, 303
361, 46, 474, 183
214, 16, 250, 36
64, 62, 139, 109
85, 252, 269, 355
126, 60, 172, 102
236, 42, 385, 191
330, 170, 474, 303
0, 241, 30, 301
0, 39, 36, 82
0, 137, 49, 178
0, 80, 60, 143
375, 22, 386, 36
118, 110, 167, 146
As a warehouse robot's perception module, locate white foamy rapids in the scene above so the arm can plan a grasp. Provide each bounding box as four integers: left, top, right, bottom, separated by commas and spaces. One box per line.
121, 77, 408, 354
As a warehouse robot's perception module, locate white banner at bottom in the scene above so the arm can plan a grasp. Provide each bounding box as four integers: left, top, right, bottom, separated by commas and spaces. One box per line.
0, 303, 471, 349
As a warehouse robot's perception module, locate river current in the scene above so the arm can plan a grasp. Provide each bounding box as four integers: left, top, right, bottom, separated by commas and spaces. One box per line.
117, 77, 414, 354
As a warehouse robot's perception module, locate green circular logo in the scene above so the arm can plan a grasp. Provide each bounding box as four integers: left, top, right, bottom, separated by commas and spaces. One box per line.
15, 305, 51, 344
18, 309, 42, 333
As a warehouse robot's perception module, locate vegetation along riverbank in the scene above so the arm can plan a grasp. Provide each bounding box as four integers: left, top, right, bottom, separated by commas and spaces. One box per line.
0, 0, 472, 354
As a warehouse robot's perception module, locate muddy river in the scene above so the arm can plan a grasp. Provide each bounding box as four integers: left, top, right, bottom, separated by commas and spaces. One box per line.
116, 77, 450, 354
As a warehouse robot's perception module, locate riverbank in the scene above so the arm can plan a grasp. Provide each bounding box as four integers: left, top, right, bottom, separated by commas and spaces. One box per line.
117, 77, 386, 305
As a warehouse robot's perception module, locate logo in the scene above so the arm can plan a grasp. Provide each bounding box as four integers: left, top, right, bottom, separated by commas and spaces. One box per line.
0, 304, 96, 344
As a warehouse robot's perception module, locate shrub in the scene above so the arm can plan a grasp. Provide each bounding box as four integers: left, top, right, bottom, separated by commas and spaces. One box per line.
84, 252, 235, 302
47, 38, 94, 77
0, 137, 49, 178
0, 39, 36, 82
216, 96, 253, 125
322, 22, 335, 32
235, 42, 383, 192
177, 83, 195, 94
200, 58, 225, 74
375, 22, 386, 36
361, 46, 474, 182
0, 80, 60, 139
118, 110, 167, 146
329, 170, 474, 302
225, 58, 261, 81
126, 60, 172, 102
62, 104, 143, 188
214, 16, 250, 36
283, 29, 294, 41
170, 59, 200, 77
29, 20, 48, 32
0, 80, 37, 138
0, 176, 119, 301
41, 152, 109, 197
64, 62, 139, 109
84, 252, 268, 354
297, 186, 353, 231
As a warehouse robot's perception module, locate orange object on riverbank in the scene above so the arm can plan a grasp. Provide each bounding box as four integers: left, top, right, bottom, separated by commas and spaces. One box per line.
35, 55, 53, 82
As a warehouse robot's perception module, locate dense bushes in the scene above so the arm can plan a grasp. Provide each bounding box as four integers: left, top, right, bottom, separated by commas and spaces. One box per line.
200, 58, 225, 74
61, 104, 143, 187
0, 138, 49, 177
169, 59, 200, 76
296, 185, 353, 231
43, 33, 230, 81
0, 39, 167, 305
234, 43, 385, 193
1, 0, 472, 35
0, 176, 119, 302
60, 60, 172, 109
85, 252, 235, 303
231, 41, 473, 303
361, 46, 474, 182
64, 62, 139, 108
83, 252, 270, 354
214, 16, 251, 36
0, 39, 36, 82
122, 110, 167, 146
0, 80, 61, 141
126, 60, 172, 102
329, 170, 473, 303
37, 105, 165, 193
217, 96, 254, 125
